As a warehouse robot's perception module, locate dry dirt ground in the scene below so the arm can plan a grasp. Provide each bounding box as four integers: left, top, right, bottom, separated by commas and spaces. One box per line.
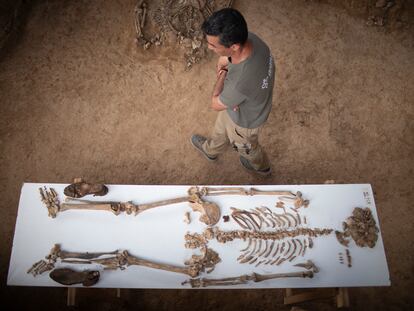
0, 0, 413, 310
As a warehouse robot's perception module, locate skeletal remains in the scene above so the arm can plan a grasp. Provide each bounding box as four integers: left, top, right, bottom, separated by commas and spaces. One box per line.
182, 260, 319, 288
40, 186, 308, 227
28, 244, 221, 281
35, 184, 381, 287
185, 203, 331, 267
135, 0, 235, 69
335, 207, 379, 248
346, 249, 352, 268
192, 227, 330, 267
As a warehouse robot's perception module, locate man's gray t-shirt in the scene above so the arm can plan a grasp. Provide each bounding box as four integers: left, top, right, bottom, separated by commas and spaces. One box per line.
219, 32, 275, 129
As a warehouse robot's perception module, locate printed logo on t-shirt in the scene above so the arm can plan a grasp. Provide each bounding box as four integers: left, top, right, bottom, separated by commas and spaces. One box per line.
261, 55, 274, 89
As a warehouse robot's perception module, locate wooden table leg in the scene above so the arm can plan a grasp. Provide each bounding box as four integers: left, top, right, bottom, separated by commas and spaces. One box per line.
336, 288, 350, 308
67, 287, 76, 306
284, 288, 336, 305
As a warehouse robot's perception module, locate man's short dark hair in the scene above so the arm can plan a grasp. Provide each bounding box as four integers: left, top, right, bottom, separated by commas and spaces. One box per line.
201, 8, 248, 48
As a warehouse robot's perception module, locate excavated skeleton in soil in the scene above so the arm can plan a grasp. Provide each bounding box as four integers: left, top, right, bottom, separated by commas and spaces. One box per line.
28, 244, 221, 280
136, 0, 234, 69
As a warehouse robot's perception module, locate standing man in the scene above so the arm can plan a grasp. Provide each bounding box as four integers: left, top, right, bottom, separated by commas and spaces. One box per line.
191, 8, 275, 176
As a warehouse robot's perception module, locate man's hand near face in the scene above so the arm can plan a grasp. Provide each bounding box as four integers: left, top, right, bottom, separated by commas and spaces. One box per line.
216, 56, 229, 75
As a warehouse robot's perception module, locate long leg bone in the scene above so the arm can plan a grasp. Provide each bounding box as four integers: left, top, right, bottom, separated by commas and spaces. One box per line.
198, 187, 299, 198
60, 202, 124, 215
59, 249, 119, 260
28, 244, 220, 278
44, 186, 309, 226
47, 187, 221, 226
190, 186, 310, 208
182, 270, 315, 288
124, 251, 198, 277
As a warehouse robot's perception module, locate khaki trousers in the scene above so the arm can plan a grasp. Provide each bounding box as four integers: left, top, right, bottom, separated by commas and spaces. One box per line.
202, 111, 270, 171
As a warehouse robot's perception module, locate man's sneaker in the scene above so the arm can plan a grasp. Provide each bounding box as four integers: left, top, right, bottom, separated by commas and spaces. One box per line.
239, 156, 271, 176
190, 135, 218, 161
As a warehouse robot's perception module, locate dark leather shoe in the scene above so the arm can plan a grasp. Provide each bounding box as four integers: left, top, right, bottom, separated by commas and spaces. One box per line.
49, 268, 100, 286
64, 178, 108, 198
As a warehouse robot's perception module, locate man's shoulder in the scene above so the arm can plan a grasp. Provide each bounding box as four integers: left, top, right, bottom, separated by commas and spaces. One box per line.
249, 32, 270, 51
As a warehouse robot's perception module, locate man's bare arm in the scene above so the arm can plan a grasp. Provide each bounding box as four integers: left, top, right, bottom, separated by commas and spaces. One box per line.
211, 69, 240, 112
213, 69, 227, 97
211, 70, 228, 111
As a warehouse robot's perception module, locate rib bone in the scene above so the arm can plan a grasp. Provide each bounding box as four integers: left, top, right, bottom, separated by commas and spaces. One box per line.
294, 260, 319, 273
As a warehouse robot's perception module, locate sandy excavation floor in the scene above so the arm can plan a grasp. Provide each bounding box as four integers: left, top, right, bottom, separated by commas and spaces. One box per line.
0, 0, 413, 310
